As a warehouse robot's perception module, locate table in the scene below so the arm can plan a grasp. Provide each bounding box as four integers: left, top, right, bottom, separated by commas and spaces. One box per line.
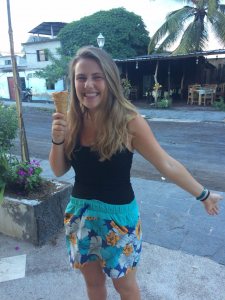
195, 88, 216, 106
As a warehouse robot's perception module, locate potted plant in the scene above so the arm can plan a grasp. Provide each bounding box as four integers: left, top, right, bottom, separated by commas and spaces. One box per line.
155, 97, 173, 109
121, 78, 132, 99
152, 82, 162, 103
0, 102, 72, 245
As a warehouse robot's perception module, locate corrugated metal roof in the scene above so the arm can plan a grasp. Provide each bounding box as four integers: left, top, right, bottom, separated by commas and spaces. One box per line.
114, 49, 225, 62
28, 22, 67, 36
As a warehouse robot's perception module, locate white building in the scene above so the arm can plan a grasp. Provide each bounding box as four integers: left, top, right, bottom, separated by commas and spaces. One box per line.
0, 22, 67, 101
0, 55, 27, 99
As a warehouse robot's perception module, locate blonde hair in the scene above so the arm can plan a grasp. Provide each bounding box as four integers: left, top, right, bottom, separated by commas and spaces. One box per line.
65, 46, 138, 161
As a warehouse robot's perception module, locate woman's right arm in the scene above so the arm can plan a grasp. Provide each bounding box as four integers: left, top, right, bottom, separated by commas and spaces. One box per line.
49, 112, 71, 177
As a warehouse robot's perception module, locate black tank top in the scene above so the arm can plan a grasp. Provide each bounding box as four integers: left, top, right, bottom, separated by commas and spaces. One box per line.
71, 145, 134, 204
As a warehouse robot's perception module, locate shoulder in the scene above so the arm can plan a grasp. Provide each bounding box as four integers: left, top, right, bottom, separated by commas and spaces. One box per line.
128, 113, 151, 136
127, 113, 160, 154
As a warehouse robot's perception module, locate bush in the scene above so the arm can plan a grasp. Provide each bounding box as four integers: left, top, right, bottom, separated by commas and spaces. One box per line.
0, 102, 18, 151
121, 78, 132, 99
0, 151, 10, 203
155, 98, 172, 109
213, 97, 225, 111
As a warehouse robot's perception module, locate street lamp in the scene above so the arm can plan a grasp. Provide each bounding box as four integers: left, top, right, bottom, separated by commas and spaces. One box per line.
97, 33, 105, 49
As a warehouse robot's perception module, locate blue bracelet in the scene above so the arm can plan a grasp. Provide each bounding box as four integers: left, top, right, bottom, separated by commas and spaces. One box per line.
200, 190, 210, 202
196, 188, 209, 201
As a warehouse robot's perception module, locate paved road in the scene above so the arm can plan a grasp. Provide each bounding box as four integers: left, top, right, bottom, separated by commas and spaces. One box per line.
12, 106, 225, 191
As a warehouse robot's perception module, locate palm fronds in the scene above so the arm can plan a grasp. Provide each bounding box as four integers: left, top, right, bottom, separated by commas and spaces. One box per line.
148, 6, 193, 53
149, 0, 225, 54
173, 18, 208, 54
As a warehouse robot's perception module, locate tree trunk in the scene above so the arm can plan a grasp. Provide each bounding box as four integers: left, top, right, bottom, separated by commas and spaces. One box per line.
7, 0, 29, 162
153, 61, 159, 103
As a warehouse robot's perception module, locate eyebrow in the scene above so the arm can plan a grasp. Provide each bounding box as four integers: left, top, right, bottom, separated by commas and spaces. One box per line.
75, 72, 104, 76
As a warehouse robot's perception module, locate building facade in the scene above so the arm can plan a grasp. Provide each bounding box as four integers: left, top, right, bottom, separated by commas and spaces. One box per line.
0, 22, 66, 101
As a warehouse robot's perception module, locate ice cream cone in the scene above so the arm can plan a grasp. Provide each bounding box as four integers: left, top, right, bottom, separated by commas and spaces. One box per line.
52, 91, 69, 116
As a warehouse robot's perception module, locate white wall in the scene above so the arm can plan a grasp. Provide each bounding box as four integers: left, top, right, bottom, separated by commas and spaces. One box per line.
0, 73, 10, 98
0, 39, 64, 100
0, 70, 63, 101
23, 39, 61, 70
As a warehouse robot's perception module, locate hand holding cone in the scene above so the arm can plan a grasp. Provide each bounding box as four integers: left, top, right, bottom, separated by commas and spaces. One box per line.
52, 91, 69, 116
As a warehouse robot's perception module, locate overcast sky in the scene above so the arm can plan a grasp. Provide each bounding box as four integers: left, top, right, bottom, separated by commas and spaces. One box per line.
0, 0, 224, 55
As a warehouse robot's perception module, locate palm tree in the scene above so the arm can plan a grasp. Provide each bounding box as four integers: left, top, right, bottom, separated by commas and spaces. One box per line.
148, 0, 225, 54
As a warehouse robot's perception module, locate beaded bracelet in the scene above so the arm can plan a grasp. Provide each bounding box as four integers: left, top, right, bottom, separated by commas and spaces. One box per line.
52, 139, 64, 145
196, 188, 210, 202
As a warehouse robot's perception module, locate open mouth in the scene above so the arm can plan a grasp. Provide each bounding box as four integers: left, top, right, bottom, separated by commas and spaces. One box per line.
84, 92, 99, 98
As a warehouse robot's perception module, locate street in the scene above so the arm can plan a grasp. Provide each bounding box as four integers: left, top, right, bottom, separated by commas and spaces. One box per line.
12, 106, 225, 191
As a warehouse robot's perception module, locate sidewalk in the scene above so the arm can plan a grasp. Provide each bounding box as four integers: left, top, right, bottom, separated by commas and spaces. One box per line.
2, 99, 225, 123
1, 160, 224, 300
0, 100, 225, 299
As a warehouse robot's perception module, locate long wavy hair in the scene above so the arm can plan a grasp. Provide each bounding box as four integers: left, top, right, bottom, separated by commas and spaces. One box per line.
64, 46, 138, 161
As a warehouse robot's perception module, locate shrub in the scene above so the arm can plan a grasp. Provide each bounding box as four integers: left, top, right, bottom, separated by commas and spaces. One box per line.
213, 97, 225, 111
156, 98, 172, 109
0, 102, 18, 151
0, 151, 11, 204
121, 78, 132, 99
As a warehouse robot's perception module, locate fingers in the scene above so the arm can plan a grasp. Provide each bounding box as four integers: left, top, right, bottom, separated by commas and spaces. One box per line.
52, 112, 65, 120
207, 205, 219, 216
205, 200, 219, 215
52, 113, 67, 142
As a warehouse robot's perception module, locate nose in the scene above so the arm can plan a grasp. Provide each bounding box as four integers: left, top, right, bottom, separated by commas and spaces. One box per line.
84, 77, 94, 88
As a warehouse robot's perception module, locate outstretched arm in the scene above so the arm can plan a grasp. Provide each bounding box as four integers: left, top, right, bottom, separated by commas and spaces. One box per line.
129, 114, 223, 215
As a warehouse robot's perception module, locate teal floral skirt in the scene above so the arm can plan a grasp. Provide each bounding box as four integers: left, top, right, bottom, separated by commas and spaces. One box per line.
64, 197, 142, 278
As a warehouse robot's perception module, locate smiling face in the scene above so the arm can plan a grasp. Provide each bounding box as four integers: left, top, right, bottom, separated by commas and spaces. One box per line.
74, 58, 108, 112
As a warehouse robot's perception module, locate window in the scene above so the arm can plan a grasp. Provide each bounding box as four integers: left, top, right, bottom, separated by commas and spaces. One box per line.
46, 80, 55, 90
37, 49, 48, 62
5, 59, 11, 65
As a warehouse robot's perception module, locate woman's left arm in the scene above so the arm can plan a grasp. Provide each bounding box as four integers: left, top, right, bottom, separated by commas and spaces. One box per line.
129, 114, 223, 215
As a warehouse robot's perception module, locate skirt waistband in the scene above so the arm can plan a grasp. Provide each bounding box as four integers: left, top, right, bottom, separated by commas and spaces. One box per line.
69, 196, 138, 215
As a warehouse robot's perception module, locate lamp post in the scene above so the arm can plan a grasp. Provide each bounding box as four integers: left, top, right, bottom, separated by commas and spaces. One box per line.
97, 33, 105, 49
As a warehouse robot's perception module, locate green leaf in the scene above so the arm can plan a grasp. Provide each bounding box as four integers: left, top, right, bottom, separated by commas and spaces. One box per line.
0, 183, 5, 205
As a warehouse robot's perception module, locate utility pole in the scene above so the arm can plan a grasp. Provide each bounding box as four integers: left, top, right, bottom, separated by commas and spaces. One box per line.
6, 0, 29, 162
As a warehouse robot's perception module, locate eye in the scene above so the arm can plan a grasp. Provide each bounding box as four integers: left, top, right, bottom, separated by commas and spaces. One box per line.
76, 75, 86, 81
93, 75, 104, 80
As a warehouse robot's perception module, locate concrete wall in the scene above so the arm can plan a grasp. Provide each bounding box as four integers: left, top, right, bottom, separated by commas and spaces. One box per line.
0, 39, 64, 101
0, 69, 63, 101
0, 181, 72, 245
23, 39, 61, 69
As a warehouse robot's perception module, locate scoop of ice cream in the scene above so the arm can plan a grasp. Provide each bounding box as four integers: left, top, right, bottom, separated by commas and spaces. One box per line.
52, 91, 69, 115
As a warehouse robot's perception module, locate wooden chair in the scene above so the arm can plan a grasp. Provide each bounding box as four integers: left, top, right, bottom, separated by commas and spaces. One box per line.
187, 84, 201, 104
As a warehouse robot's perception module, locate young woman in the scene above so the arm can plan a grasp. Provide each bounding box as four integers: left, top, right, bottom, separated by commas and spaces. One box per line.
49, 46, 223, 300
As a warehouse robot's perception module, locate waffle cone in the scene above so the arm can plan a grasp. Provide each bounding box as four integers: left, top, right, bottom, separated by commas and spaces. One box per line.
52, 91, 69, 115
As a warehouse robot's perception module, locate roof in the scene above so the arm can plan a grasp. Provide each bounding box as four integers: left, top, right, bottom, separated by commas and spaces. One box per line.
28, 22, 67, 36
114, 49, 225, 62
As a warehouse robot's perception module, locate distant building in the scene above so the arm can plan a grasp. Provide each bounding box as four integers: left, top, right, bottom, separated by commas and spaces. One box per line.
0, 55, 26, 99
0, 22, 67, 101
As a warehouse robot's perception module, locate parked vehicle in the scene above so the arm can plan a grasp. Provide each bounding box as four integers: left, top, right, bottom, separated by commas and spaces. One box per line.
22, 87, 32, 102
